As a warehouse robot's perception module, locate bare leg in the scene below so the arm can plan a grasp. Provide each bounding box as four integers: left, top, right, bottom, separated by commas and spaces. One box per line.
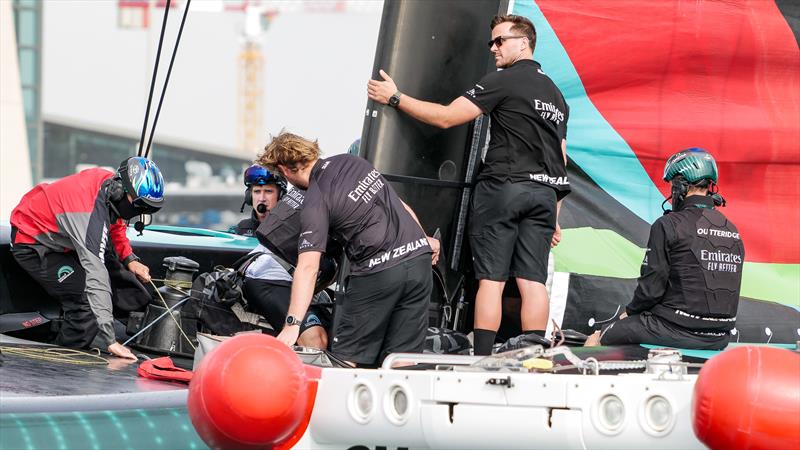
516, 277, 549, 331
473, 279, 506, 331
297, 327, 328, 350
584, 331, 601, 347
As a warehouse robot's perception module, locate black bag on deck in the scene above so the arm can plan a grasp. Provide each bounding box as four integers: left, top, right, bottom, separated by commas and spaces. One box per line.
182, 253, 263, 336
424, 327, 472, 355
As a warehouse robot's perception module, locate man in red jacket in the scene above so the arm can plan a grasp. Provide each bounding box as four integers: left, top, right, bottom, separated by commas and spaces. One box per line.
10, 157, 165, 360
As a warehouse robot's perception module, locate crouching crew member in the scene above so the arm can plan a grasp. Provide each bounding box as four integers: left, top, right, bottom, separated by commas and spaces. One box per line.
10, 157, 165, 359
230, 164, 287, 236
587, 148, 744, 350
258, 131, 440, 367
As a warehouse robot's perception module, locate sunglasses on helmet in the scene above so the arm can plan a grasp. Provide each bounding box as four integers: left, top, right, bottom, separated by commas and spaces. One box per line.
244, 165, 279, 186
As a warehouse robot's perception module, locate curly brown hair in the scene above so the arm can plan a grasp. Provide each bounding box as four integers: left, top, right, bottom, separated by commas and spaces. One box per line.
490, 14, 536, 52
257, 131, 321, 172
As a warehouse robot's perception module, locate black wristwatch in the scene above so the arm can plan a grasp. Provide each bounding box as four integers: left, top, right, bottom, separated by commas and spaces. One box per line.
388, 91, 402, 108
122, 254, 141, 267
286, 315, 300, 327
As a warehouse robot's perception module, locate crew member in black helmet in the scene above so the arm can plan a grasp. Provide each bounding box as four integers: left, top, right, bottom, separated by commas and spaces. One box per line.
230, 164, 287, 237
586, 148, 745, 350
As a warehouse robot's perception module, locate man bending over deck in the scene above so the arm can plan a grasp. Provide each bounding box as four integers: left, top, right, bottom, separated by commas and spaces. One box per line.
586, 148, 744, 350
10, 157, 165, 360
257, 131, 439, 367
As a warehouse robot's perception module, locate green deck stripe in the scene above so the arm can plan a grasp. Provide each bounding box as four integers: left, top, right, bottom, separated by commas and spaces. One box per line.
739, 262, 800, 308
552, 227, 799, 307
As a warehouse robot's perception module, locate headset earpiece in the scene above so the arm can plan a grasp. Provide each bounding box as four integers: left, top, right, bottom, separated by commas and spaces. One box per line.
108, 176, 126, 203
241, 188, 252, 213
244, 188, 253, 207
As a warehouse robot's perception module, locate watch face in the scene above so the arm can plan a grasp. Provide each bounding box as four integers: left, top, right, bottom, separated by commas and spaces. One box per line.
389, 95, 400, 107
286, 315, 298, 325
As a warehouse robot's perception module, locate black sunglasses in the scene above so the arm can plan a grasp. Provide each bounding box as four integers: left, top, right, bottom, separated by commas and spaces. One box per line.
488, 35, 525, 49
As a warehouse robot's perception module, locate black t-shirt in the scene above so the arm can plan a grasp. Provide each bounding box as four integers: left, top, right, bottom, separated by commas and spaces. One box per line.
464, 59, 570, 199
627, 196, 745, 332
299, 154, 431, 275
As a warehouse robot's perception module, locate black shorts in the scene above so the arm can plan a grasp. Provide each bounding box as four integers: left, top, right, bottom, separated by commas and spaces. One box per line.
600, 311, 729, 350
469, 179, 556, 282
242, 279, 329, 335
331, 253, 432, 367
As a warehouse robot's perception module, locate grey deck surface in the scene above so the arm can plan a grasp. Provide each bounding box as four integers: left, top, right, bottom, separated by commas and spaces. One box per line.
0, 334, 187, 413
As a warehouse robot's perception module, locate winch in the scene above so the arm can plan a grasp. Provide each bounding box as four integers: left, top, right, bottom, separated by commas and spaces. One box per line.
130, 256, 199, 358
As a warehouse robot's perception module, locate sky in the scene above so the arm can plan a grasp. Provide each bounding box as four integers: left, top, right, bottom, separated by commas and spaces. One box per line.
42, 0, 384, 160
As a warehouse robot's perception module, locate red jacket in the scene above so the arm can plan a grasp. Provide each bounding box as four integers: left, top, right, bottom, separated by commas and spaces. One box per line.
10, 168, 136, 347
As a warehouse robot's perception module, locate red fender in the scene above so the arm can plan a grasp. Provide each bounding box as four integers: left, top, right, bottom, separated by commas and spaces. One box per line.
693, 346, 800, 450
188, 334, 319, 449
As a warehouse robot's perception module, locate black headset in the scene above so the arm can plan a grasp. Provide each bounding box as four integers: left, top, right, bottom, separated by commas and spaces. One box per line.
108, 175, 126, 203
107, 169, 148, 235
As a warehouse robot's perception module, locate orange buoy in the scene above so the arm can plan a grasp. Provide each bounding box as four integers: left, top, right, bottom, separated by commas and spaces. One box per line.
188, 334, 317, 449
693, 346, 800, 450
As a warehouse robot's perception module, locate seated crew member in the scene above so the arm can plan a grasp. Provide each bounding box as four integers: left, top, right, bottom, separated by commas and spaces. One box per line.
257, 131, 440, 367
230, 164, 285, 236
586, 148, 744, 350
229, 165, 329, 348
10, 157, 165, 360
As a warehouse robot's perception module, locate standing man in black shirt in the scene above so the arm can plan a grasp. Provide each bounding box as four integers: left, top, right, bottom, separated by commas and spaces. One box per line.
257, 132, 440, 366
368, 14, 569, 354
586, 148, 744, 350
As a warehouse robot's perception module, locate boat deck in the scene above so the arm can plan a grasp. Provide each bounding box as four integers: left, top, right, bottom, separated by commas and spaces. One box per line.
0, 334, 188, 414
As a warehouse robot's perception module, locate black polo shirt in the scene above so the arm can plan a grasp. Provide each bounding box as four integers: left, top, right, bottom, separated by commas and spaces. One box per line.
298, 154, 431, 275
464, 59, 570, 199
627, 195, 744, 332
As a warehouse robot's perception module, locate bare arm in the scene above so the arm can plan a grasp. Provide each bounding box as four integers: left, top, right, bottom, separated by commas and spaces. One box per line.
551, 139, 567, 248
275, 251, 321, 347
368, 70, 482, 129
398, 95, 482, 129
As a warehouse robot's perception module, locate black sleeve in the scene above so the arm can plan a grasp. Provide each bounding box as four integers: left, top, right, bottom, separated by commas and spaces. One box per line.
626, 219, 671, 315
297, 183, 329, 255
463, 71, 505, 114
559, 100, 570, 141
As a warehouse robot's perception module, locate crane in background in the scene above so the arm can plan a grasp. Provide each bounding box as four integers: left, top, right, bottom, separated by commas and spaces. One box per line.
118, 0, 354, 156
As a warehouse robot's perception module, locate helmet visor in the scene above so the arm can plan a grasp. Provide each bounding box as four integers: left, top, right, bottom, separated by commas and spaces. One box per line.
244, 165, 279, 186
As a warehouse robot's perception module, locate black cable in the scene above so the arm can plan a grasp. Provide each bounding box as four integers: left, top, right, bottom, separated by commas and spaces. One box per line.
144, 0, 192, 159
137, 0, 172, 157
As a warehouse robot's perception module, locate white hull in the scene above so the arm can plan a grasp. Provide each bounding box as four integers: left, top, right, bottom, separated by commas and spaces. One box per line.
294, 355, 703, 450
